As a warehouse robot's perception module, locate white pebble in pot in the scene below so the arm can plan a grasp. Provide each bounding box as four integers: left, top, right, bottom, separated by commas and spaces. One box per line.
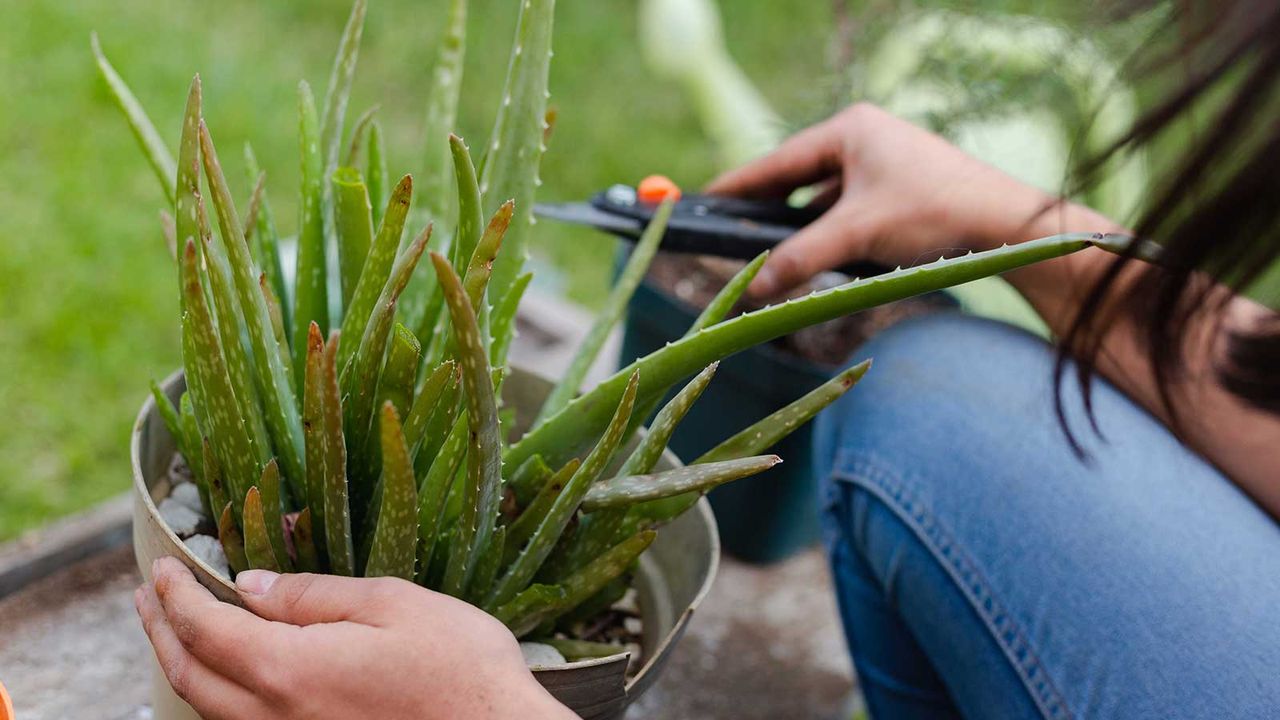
169, 482, 205, 514
519, 642, 567, 668
158, 497, 203, 537
182, 534, 231, 579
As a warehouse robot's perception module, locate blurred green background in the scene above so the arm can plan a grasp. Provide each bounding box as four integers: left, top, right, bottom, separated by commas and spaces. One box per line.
0, 0, 843, 539
0, 0, 1182, 540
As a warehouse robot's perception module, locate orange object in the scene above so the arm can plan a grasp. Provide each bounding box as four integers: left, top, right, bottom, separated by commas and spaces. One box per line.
0, 677, 12, 720
637, 174, 682, 203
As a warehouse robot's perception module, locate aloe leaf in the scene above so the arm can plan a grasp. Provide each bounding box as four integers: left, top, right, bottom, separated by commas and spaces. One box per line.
365, 403, 419, 580
321, 332, 355, 576
489, 271, 532, 367
201, 437, 230, 530
433, 252, 503, 596
217, 501, 248, 575
197, 228, 272, 468
366, 122, 389, 227
548, 531, 654, 625
413, 370, 462, 477
629, 360, 872, 530
429, 201, 514, 366
552, 575, 627, 629
479, 0, 556, 297
150, 380, 187, 459
302, 323, 329, 556
242, 487, 281, 572
623, 253, 762, 444
402, 360, 453, 456
259, 273, 294, 391
412, 291, 447, 365
420, 0, 467, 226
713, 360, 868, 462
380, 325, 421, 417
341, 227, 432, 511
332, 167, 375, 310
200, 121, 307, 498
179, 395, 210, 514
360, 323, 422, 493
293, 80, 329, 375
174, 77, 203, 413
91, 33, 176, 201
534, 199, 673, 426
493, 584, 566, 635
466, 525, 506, 603
694, 251, 769, 332
243, 171, 266, 261
621, 362, 718, 476
504, 530, 654, 638
508, 234, 1096, 470
244, 143, 290, 338
507, 453, 552, 508
338, 174, 413, 372
319, 0, 368, 175
291, 508, 321, 573
255, 459, 292, 571
539, 638, 628, 661
504, 459, 579, 566
343, 105, 381, 166
486, 372, 639, 610
464, 201, 514, 309
180, 240, 258, 516
415, 413, 467, 582
449, 135, 484, 274
584, 455, 780, 511
544, 363, 717, 579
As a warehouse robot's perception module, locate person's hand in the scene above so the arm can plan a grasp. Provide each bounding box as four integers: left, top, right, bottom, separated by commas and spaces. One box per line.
707, 103, 1090, 297
136, 557, 576, 720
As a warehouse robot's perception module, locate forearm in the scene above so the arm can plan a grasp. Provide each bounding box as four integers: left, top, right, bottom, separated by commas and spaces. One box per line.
988, 198, 1280, 517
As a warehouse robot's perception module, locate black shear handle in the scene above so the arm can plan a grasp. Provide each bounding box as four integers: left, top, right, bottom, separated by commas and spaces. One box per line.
593, 189, 892, 279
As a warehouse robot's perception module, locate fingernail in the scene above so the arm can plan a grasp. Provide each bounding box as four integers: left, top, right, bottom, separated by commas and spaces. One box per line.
236, 569, 279, 595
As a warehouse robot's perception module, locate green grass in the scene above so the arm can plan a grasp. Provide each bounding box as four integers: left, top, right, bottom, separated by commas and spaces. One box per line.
0, 0, 833, 539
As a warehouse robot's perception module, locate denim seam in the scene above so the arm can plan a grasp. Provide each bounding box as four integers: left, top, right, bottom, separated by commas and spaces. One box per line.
832, 454, 1074, 720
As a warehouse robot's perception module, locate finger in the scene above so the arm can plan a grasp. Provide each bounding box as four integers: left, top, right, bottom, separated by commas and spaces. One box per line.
236, 568, 412, 627
151, 557, 291, 688
705, 116, 845, 199
749, 202, 878, 298
136, 584, 268, 720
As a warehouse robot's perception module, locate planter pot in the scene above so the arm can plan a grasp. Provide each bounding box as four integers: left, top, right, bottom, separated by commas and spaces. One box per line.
133, 367, 719, 720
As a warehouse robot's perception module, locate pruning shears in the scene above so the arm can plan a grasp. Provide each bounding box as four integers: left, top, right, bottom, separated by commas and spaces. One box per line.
534, 182, 891, 278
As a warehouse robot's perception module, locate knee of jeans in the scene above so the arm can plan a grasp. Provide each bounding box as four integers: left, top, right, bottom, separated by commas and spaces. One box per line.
813, 312, 1064, 546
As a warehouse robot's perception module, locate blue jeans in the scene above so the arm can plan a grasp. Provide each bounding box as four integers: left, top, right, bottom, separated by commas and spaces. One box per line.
814, 314, 1280, 720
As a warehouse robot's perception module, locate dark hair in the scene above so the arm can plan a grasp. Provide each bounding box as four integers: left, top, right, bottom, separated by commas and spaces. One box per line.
1060, 0, 1280, 443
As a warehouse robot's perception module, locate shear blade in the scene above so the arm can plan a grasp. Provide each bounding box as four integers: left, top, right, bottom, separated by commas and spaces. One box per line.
533, 201, 642, 238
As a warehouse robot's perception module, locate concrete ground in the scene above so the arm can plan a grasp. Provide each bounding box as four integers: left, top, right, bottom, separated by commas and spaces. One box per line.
0, 292, 862, 719
0, 544, 859, 720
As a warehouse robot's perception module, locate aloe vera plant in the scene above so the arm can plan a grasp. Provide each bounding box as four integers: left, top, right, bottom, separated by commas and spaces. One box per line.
100, 0, 1102, 642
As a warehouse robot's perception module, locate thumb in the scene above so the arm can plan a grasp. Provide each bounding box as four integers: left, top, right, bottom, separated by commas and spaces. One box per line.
236, 570, 407, 627
749, 202, 877, 298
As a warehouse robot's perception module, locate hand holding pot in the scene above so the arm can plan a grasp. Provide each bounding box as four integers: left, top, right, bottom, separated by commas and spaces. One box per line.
136, 557, 575, 720
706, 102, 1115, 298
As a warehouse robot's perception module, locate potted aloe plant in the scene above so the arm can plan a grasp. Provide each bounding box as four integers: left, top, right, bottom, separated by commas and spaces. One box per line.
99, 0, 1101, 717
